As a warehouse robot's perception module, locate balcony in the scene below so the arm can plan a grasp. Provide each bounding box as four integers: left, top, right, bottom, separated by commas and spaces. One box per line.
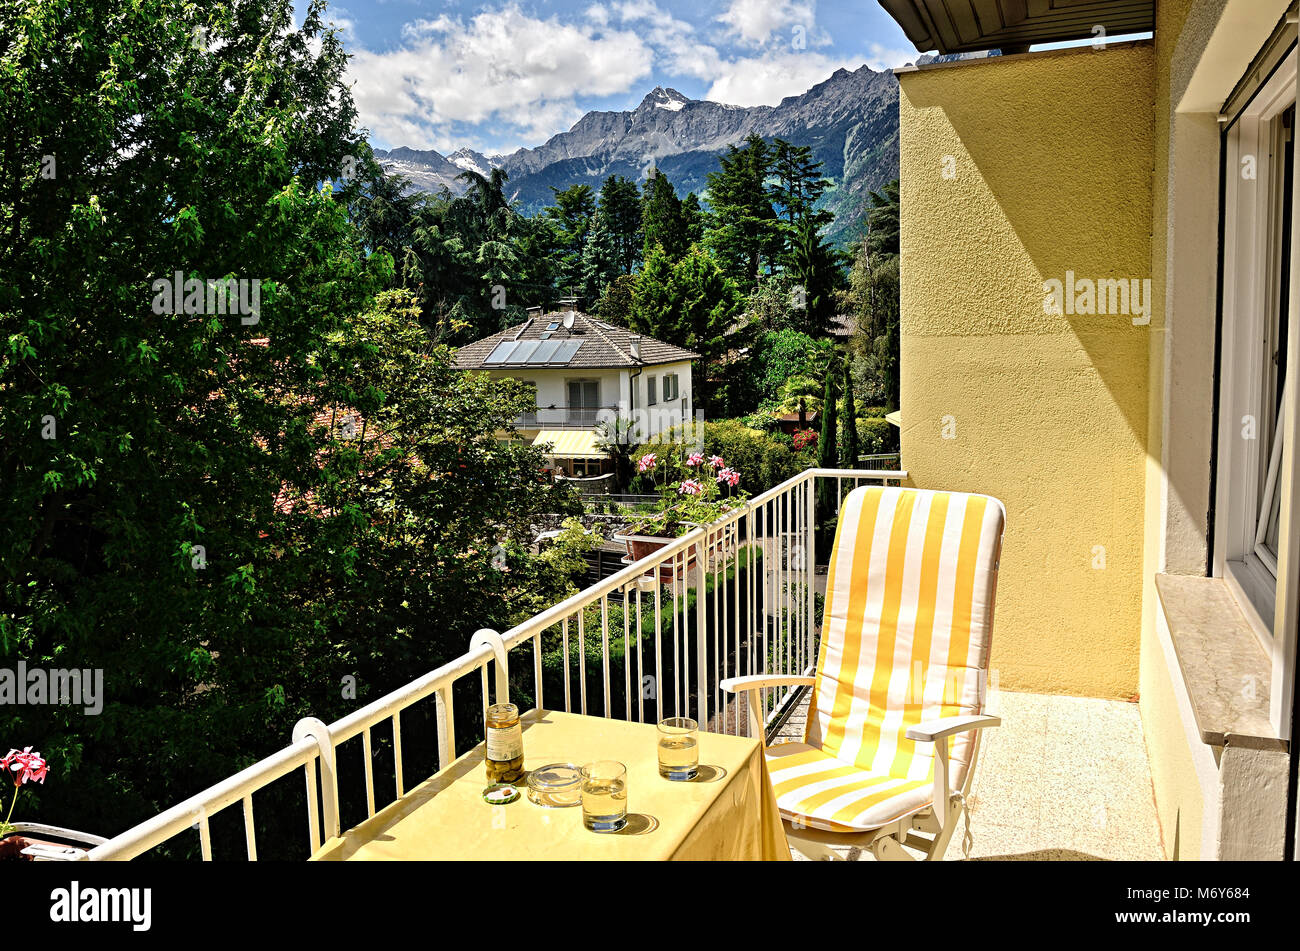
83, 468, 1163, 862
515, 406, 619, 429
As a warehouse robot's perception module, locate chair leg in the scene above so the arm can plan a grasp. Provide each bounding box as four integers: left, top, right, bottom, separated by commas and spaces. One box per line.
922, 794, 964, 861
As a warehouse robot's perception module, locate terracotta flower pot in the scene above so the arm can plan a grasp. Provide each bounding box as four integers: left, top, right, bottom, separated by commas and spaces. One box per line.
0, 834, 62, 861
614, 524, 724, 584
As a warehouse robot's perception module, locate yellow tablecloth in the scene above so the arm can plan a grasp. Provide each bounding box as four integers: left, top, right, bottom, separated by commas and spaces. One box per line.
312, 709, 790, 861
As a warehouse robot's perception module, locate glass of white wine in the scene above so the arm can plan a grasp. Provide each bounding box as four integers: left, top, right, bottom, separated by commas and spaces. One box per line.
580, 760, 628, 832
657, 717, 699, 781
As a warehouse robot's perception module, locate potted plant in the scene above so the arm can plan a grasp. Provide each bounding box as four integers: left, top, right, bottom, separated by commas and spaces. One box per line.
0, 746, 56, 861
614, 451, 745, 578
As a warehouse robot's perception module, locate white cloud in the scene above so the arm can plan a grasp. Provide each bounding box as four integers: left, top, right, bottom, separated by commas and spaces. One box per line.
863, 41, 915, 72
347, 4, 653, 150
704, 51, 861, 106
715, 0, 824, 48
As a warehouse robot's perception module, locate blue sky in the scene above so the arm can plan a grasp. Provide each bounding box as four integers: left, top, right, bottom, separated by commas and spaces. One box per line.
308, 0, 927, 155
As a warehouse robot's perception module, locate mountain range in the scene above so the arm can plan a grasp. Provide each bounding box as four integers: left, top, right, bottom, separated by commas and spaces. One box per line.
373, 63, 904, 247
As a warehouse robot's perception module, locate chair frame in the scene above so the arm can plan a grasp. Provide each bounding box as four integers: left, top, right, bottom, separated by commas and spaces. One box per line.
721, 674, 998, 861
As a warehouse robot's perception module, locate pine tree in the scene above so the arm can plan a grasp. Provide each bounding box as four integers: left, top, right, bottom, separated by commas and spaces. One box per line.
703, 134, 779, 284
787, 217, 843, 336
596, 175, 643, 275
681, 192, 708, 246
845, 178, 901, 411
580, 214, 620, 308
543, 183, 595, 294
641, 169, 688, 260
770, 139, 831, 232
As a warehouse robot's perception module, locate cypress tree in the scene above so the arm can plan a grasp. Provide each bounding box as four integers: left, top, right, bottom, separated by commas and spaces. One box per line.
815, 363, 840, 555
817, 363, 838, 473
840, 362, 859, 468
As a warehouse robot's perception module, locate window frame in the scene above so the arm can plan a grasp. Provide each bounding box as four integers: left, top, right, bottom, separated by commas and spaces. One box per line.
1213, 47, 1300, 736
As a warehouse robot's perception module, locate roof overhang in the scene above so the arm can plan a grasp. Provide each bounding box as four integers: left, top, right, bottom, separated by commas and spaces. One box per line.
878, 0, 1154, 55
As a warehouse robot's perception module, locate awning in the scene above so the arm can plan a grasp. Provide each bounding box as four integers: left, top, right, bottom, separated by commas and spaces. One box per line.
885, 411, 901, 428
532, 429, 606, 460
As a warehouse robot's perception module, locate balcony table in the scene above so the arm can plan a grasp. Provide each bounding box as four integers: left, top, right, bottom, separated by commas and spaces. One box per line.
310, 709, 791, 861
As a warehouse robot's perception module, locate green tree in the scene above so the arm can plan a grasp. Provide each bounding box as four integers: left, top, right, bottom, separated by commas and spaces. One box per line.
597, 175, 643, 276
770, 139, 831, 233
703, 135, 779, 283
0, 0, 580, 855
839, 361, 859, 468
787, 217, 843, 336
681, 192, 709, 246
815, 362, 840, 543
629, 245, 742, 414
543, 183, 596, 294
865, 179, 901, 258
641, 169, 688, 260
844, 178, 901, 411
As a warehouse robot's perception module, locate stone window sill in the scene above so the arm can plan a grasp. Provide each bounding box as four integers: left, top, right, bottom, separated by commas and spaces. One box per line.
1153, 573, 1284, 752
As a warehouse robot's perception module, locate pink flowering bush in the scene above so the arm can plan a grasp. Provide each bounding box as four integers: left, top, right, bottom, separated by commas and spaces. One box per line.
0, 747, 49, 838
628, 452, 746, 537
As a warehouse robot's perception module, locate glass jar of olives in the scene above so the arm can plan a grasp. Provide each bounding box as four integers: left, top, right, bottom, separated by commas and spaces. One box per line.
485, 702, 524, 784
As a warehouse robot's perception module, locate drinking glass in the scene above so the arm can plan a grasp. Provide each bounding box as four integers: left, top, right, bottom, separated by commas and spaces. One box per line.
580, 760, 628, 832
657, 717, 699, 781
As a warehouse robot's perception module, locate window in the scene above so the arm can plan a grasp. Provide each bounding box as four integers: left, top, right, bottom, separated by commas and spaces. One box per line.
1215, 50, 1297, 662
567, 379, 598, 426
647, 376, 657, 406
662, 373, 679, 402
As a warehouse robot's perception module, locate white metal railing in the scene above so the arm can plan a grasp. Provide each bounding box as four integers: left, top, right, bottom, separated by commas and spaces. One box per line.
86, 467, 904, 861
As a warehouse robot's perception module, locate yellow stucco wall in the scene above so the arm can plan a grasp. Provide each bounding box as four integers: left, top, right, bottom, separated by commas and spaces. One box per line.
897, 44, 1154, 698
1138, 0, 1210, 862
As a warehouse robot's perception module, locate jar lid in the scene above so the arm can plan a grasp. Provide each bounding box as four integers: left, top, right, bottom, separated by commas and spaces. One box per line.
482, 783, 521, 805
526, 762, 583, 807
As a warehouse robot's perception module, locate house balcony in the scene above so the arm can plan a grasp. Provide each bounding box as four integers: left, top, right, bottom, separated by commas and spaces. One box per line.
82, 468, 1164, 862
515, 406, 620, 430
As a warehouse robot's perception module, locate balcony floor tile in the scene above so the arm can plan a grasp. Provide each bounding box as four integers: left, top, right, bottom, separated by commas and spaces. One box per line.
783, 690, 1164, 861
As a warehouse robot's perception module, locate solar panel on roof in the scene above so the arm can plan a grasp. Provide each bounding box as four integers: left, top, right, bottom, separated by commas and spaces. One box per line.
484, 341, 518, 364
552, 340, 582, 364
509, 340, 540, 364
529, 339, 562, 363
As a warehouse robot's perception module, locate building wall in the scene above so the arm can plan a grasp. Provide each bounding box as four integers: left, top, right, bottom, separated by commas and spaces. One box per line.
897, 43, 1154, 698
487, 360, 693, 439
1141, 0, 1210, 863
1139, 0, 1293, 861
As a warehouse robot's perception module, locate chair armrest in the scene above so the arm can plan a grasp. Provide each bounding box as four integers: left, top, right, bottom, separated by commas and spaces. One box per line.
720, 674, 815, 694
905, 714, 1000, 742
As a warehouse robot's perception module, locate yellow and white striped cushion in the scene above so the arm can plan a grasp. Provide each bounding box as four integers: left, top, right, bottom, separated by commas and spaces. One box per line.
767, 486, 1005, 832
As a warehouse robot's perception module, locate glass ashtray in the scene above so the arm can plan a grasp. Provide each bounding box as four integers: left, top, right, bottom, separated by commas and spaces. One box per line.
526, 762, 583, 807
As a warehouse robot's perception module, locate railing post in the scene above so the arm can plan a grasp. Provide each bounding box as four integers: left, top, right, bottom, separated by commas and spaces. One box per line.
470, 628, 510, 706
292, 716, 339, 844
695, 533, 709, 729
805, 472, 817, 672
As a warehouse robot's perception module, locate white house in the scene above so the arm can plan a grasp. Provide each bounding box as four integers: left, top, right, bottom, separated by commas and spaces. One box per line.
455, 300, 698, 477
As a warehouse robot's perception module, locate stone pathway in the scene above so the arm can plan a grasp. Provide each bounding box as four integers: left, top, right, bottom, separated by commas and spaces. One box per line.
776, 689, 1165, 861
